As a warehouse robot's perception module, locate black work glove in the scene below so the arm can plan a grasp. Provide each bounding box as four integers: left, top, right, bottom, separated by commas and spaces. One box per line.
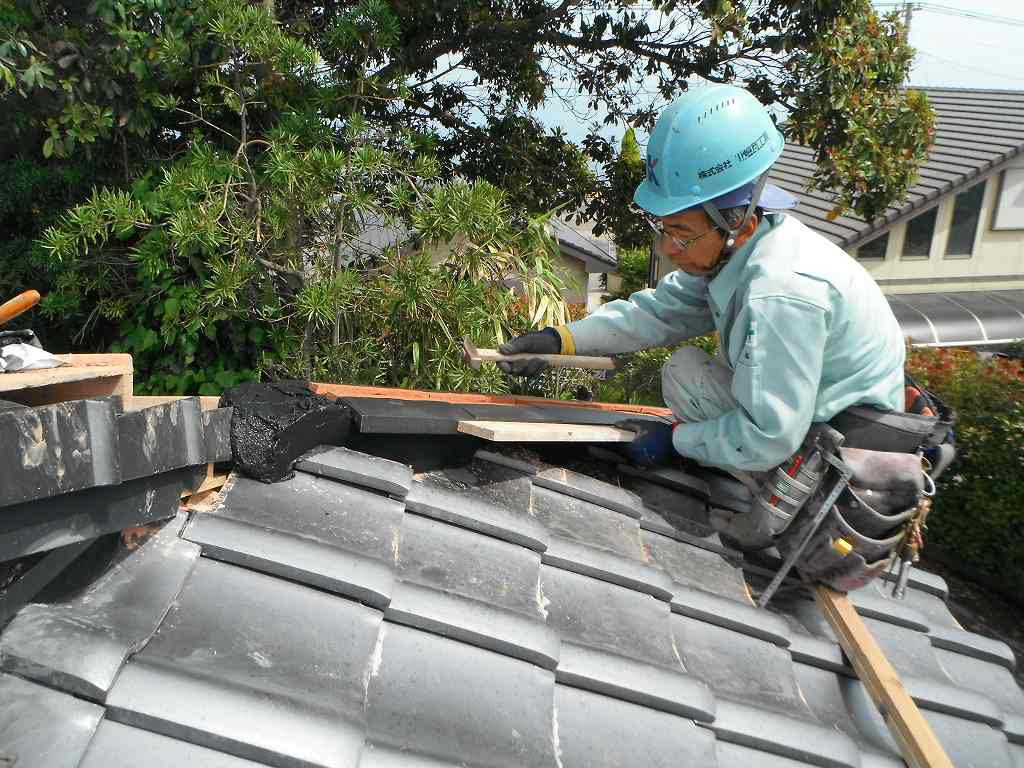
497, 328, 561, 377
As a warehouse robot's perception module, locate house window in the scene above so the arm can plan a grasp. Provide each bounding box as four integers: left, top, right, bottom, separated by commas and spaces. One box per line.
945, 181, 985, 257
857, 232, 889, 260
902, 207, 937, 259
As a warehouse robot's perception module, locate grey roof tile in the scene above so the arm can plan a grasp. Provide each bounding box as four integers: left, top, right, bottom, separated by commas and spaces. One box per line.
633, 483, 713, 540
345, 397, 474, 435
404, 473, 548, 552
890, 585, 960, 629
934, 646, 1024, 733
0, 516, 199, 701
533, 467, 644, 518
201, 406, 233, 463
530, 484, 645, 560
184, 513, 396, 608
903, 675, 1005, 727
670, 585, 792, 647
672, 613, 805, 714
0, 398, 119, 509
706, 699, 862, 768
788, 634, 852, 675
364, 622, 559, 767
540, 564, 679, 668
106, 558, 382, 768
553, 684, 718, 768
541, 535, 675, 599
79, 721, 271, 768
556, 640, 715, 720
860, 616, 951, 682
296, 445, 413, 498
792, 663, 894, 755
847, 585, 931, 631
385, 581, 559, 669
0, 466, 192, 562
0, 672, 104, 768
117, 398, 205, 481
384, 514, 558, 668
922, 709, 1015, 768
642, 529, 749, 603
396, 514, 543, 618
618, 462, 711, 499
182, 471, 402, 607
714, 742, 823, 768
473, 449, 540, 476
1012, 742, 1024, 767
930, 626, 1018, 669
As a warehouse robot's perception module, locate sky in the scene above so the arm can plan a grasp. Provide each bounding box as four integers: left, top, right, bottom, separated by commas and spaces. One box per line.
532, 0, 1024, 147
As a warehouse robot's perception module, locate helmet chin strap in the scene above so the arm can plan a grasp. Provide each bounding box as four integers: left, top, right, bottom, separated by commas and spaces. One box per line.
700, 172, 769, 278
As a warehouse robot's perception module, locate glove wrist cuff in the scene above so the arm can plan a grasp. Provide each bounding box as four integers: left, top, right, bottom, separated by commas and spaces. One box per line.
552, 325, 575, 355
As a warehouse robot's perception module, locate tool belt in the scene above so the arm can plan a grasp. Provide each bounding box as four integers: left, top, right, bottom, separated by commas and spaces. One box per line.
708, 376, 955, 594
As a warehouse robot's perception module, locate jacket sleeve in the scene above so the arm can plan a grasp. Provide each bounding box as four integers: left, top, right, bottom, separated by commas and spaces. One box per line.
673, 296, 828, 471
562, 271, 715, 355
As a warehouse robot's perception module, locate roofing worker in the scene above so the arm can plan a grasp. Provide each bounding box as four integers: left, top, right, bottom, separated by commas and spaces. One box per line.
499, 84, 907, 476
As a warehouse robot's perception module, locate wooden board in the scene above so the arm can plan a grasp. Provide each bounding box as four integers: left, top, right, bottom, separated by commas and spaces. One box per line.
457, 420, 636, 443
0, 353, 133, 407
815, 586, 954, 768
310, 381, 674, 418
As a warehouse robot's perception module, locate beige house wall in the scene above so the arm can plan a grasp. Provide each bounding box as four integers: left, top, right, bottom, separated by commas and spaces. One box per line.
853, 172, 1024, 294
554, 252, 588, 306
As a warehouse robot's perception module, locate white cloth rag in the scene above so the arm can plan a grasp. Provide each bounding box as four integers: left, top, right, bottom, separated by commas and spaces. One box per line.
0, 343, 66, 372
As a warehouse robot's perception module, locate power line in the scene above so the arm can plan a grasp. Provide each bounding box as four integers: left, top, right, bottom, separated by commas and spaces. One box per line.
916, 49, 1024, 83
875, 2, 1024, 28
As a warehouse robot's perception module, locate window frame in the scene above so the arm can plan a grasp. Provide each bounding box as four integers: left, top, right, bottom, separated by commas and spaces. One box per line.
901, 205, 939, 261
944, 179, 986, 259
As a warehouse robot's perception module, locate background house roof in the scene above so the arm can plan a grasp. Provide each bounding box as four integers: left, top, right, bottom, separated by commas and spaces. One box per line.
549, 217, 618, 271
767, 87, 1024, 248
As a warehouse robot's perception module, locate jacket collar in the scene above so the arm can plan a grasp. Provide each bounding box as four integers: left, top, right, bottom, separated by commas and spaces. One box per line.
705, 213, 782, 310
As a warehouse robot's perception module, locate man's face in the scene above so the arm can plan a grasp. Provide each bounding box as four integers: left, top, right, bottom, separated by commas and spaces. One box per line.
654, 208, 759, 277
655, 209, 727, 277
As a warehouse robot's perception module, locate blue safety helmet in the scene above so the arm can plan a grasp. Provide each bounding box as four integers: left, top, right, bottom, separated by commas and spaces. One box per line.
634, 84, 797, 249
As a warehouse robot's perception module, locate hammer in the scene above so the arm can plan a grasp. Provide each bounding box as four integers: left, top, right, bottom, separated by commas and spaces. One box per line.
463, 336, 616, 371
0, 290, 40, 326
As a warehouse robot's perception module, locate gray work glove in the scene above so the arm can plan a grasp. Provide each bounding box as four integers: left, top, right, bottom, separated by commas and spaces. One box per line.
497, 328, 561, 377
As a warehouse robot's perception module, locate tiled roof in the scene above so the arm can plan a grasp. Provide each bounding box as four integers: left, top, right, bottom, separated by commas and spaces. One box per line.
2, 395, 1024, 767
769, 88, 1024, 248
549, 218, 618, 269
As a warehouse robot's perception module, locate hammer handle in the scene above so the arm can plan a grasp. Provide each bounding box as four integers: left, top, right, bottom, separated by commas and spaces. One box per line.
475, 348, 616, 371
0, 290, 41, 326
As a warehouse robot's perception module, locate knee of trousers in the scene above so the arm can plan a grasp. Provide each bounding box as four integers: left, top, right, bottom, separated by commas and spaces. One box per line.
662, 346, 713, 421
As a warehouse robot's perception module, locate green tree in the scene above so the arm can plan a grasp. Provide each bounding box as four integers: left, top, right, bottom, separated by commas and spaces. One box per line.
588, 127, 648, 249
29, 0, 568, 393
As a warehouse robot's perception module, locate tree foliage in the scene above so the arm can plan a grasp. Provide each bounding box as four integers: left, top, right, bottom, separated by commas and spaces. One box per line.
1, 0, 933, 391
9, 0, 567, 392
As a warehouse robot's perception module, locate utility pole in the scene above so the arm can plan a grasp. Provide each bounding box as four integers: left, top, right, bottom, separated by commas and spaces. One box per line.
903, 2, 914, 37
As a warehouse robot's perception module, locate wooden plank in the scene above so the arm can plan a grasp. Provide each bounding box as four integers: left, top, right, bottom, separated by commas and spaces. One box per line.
814, 586, 954, 768
181, 465, 230, 500
457, 420, 636, 443
310, 382, 674, 418
0, 353, 133, 407
127, 395, 221, 411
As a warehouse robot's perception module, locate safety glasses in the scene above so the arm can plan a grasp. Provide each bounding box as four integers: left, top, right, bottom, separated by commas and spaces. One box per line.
645, 217, 716, 252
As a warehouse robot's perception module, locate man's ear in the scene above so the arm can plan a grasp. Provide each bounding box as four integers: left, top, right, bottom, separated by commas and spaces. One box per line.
732, 212, 760, 248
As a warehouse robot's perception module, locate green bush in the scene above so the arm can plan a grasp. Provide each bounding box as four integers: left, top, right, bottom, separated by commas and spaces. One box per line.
907, 348, 1024, 603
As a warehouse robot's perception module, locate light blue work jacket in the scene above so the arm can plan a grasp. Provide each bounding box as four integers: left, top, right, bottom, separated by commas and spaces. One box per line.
565, 213, 906, 471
